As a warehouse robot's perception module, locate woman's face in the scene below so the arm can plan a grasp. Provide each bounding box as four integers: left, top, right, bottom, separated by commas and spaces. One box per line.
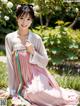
17, 13, 32, 30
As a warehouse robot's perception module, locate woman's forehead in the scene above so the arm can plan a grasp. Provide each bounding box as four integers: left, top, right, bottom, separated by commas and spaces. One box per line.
20, 13, 32, 18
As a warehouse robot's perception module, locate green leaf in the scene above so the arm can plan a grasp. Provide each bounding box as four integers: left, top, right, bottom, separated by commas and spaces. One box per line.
52, 47, 61, 54
52, 57, 64, 65
67, 52, 78, 60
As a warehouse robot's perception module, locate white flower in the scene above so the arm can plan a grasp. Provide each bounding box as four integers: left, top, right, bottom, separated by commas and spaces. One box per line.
57, 34, 61, 38
55, 26, 60, 29
75, 8, 79, 13
1, 0, 8, 4
52, 62, 56, 65
62, 31, 66, 35
57, 40, 61, 44
69, 43, 78, 49
33, 5, 39, 11
31, 3, 35, 6
66, 9, 69, 12
50, 41, 54, 45
45, 0, 49, 3
52, 50, 57, 54
72, 40, 76, 43
34, 11, 40, 16
55, 6, 61, 11
4, 16, 9, 21
64, 27, 68, 31
7, 1, 13, 8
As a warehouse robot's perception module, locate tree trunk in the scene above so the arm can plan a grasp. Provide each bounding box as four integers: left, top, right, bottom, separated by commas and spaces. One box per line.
40, 14, 43, 26
45, 16, 49, 27
69, 17, 78, 28
69, 12, 80, 28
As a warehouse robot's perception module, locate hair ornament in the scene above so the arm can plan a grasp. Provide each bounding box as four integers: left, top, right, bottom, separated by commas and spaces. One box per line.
16, 4, 21, 10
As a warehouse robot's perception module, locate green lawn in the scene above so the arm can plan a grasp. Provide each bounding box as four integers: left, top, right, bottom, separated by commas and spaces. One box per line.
0, 62, 80, 90
0, 62, 8, 89
0, 62, 12, 106
49, 70, 80, 91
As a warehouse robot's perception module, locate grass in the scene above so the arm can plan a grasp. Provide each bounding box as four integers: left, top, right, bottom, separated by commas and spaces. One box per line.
49, 69, 80, 91
0, 62, 80, 90
0, 62, 80, 105
0, 50, 6, 56
0, 62, 8, 89
0, 62, 12, 106
56, 75, 80, 90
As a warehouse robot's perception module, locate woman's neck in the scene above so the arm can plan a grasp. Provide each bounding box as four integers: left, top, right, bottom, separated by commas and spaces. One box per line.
18, 28, 29, 37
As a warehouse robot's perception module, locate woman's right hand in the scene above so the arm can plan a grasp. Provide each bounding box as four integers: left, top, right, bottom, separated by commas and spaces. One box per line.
25, 41, 34, 54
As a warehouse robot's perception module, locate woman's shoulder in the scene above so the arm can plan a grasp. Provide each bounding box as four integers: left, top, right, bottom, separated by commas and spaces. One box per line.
30, 31, 42, 41
5, 31, 17, 40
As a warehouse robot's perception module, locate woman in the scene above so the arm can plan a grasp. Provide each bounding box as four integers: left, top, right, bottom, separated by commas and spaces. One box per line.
5, 4, 79, 106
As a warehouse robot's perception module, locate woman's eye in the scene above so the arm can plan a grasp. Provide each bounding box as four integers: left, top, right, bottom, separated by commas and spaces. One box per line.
20, 17, 23, 19
27, 18, 30, 20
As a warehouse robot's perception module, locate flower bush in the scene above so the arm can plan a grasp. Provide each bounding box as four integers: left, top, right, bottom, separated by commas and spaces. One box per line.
0, 0, 16, 44
32, 26, 80, 70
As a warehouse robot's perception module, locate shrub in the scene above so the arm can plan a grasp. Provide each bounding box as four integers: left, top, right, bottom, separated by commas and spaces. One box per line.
32, 26, 80, 70
0, 0, 17, 44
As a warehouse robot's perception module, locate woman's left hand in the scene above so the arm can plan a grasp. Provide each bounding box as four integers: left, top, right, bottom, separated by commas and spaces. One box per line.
25, 41, 34, 54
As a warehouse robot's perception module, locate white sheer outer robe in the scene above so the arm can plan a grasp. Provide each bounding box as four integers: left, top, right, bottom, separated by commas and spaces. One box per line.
5, 31, 48, 95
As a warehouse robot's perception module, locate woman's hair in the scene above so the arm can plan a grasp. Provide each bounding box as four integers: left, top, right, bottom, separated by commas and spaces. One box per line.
16, 4, 35, 19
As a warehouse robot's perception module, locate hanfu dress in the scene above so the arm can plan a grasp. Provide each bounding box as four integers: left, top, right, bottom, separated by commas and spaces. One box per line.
5, 31, 79, 106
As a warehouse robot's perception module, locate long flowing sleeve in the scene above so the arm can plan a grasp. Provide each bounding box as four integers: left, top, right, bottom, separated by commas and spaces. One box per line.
29, 37, 48, 68
5, 35, 16, 95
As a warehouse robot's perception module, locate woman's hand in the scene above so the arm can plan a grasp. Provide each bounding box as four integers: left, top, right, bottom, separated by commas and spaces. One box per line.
25, 41, 34, 54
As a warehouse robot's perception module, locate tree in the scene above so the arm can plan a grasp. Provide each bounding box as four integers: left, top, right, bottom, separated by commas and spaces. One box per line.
33, 0, 63, 27
32, 0, 80, 28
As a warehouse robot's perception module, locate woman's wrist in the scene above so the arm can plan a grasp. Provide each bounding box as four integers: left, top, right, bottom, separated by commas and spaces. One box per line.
31, 48, 35, 55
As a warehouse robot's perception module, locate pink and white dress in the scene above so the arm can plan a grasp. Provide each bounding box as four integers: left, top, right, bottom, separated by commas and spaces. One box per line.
5, 31, 79, 106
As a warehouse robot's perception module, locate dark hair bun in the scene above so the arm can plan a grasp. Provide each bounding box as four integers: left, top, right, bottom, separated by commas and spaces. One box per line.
16, 4, 35, 19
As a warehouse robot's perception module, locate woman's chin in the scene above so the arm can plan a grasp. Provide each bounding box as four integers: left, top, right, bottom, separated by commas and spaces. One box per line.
21, 26, 28, 30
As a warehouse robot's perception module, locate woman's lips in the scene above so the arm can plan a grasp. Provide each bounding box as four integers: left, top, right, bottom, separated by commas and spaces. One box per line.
21, 24, 27, 27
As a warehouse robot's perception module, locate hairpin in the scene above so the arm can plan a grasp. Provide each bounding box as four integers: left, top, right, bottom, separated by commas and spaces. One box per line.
16, 4, 21, 10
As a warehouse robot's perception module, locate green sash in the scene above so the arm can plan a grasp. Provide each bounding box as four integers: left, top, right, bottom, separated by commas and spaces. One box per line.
15, 50, 32, 105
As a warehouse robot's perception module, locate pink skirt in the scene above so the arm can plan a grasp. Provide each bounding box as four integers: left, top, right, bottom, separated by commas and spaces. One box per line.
12, 50, 79, 106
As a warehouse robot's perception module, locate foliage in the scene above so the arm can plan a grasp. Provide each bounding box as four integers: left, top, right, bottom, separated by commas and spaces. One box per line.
0, 50, 6, 56
10, 0, 27, 4
0, 0, 28, 44
32, 25, 80, 68
0, 0, 17, 35
0, 62, 8, 88
0, 0, 80, 42
32, 0, 80, 27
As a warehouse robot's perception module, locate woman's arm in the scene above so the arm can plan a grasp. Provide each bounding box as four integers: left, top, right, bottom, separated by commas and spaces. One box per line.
5, 35, 16, 96
29, 37, 48, 68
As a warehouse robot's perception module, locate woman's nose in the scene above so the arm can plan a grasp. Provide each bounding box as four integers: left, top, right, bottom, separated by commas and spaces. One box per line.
23, 19, 26, 23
